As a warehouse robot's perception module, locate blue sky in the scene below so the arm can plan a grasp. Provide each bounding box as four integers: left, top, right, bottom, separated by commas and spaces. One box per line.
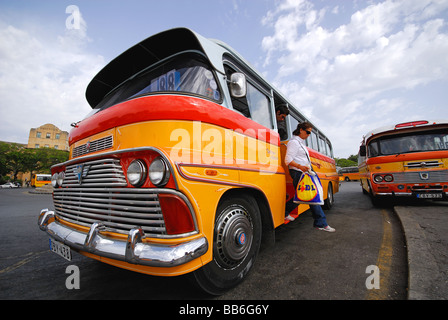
1, 0, 448, 158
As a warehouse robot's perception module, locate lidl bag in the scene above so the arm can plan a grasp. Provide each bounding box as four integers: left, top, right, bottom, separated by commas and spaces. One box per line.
293, 171, 324, 205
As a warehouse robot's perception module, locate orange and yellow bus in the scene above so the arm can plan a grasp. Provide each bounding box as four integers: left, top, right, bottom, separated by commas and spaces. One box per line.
338, 166, 360, 181
31, 174, 51, 187
38, 28, 339, 294
358, 120, 448, 205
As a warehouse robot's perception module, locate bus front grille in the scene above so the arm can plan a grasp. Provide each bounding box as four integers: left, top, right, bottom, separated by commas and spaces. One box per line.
53, 188, 167, 236
62, 158, 127, 188
392, 170, 448, 184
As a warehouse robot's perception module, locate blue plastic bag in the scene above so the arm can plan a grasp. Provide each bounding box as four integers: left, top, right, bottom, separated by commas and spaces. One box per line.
293, 171, 324, 205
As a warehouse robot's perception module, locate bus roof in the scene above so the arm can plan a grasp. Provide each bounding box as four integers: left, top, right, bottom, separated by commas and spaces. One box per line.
363, 119, 448, 143
86, 28, 228, 108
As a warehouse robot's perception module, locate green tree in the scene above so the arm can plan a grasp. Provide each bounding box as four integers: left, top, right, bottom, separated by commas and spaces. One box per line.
335, 154, 358, 168
0, 142, 69, 181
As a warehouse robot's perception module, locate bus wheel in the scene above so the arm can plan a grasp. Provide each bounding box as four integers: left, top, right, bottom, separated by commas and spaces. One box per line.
193, 195, 262, 295
323, 183, 334, 209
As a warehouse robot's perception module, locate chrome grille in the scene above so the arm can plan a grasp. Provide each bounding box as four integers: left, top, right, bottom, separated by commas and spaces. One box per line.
392, 170, 448, 184
404, 161, 442, 168
53, 188, 166, 236
63, 158, 127, 187
72, 135, 113, 158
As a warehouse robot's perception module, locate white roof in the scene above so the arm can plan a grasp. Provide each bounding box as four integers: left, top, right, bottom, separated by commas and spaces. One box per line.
363, 119, 448, 142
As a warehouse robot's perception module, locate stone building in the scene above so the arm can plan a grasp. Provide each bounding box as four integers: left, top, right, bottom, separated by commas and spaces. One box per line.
27, 123, 69, 151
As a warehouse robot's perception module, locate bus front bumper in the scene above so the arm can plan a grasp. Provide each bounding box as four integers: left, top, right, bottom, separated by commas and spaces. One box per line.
38, 209, 208, 268
375, 191, 448, 199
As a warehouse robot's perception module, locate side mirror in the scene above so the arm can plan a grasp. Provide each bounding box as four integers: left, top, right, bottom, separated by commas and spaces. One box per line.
359, 145, 366, 157
229, 73, 246, 98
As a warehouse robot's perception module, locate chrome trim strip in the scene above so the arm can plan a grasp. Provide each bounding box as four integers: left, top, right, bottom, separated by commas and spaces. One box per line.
375, 192, 447, 197
38, 209, 208, 268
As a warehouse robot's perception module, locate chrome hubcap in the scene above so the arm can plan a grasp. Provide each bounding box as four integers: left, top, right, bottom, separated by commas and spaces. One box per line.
215, 206, 253, 269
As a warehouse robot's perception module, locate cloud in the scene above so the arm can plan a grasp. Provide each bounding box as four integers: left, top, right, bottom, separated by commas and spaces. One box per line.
0, 9, 104, 144
261, 0, 448, 157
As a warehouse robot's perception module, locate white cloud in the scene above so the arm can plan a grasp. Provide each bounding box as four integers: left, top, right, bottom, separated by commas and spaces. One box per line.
261, 0, 448, 157
0, 11, 104, 144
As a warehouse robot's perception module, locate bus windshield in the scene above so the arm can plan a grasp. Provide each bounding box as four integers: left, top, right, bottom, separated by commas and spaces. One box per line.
93, 52, 222, 111
368, 129, 448, 157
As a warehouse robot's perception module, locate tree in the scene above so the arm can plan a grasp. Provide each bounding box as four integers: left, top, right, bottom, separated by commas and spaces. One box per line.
0, 142, 69, 181
335, 154, 358, 168
2, 143, 27, 181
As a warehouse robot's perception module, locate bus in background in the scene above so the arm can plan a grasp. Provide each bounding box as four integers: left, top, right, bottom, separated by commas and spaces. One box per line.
338, 166, 360, 181
37, 28, 338, 295
358, 120, 448, 205
31, 174, 51, 187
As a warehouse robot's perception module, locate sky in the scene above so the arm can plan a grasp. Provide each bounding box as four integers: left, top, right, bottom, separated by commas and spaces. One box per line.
1, 0, 448, 158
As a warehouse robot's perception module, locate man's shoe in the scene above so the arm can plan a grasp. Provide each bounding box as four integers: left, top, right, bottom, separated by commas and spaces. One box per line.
317, 225, 335, 232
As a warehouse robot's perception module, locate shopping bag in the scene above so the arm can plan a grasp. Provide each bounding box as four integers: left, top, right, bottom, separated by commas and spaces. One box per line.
293, 171, 324, 205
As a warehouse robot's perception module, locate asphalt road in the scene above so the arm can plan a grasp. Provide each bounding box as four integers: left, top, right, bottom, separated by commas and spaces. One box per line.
0, 183, 410, 300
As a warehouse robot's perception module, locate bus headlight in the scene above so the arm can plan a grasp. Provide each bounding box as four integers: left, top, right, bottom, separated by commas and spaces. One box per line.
373, 175, 383, 183
149, 157, 170, 187
127, 160, 147, 187
384, 174, 394, 182
51, 173, 59, 187
57, 172, 65, 187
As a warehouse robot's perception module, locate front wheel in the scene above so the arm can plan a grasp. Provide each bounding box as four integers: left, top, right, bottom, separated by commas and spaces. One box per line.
323, 182, 334, 209
193, 195, 262, 295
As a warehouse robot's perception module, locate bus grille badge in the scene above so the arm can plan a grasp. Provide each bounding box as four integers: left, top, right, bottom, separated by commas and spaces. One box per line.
74, 164, 90, 184
419, 172, 429, 180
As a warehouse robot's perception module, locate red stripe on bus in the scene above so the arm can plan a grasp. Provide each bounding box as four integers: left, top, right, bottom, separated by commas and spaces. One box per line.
366, 151, 448, 165
69, 95, 280, 146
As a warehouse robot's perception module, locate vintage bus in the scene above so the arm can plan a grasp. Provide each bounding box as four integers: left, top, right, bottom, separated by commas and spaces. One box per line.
31, 174, 52, 187
358, 120, 448, 204
338, 166, 360, 181
38, 28, 338, 294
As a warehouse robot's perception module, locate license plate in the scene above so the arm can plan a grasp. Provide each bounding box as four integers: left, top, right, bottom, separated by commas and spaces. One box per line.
416, 193, 442, 199
49, 239, 72, 261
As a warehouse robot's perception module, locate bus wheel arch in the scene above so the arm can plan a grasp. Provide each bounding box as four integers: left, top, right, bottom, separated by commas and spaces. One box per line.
192, 188, 271, 295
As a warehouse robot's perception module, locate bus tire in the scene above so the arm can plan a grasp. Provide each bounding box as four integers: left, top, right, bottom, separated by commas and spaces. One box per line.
323, 182, 334, 209
193, 195, 262, 295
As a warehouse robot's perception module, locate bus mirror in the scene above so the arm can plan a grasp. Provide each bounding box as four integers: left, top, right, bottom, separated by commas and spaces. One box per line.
229, 73, 246, 98
359, 145, 366, 157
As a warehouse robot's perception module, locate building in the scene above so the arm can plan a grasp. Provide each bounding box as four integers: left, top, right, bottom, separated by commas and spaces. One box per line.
27, 123, 69, 151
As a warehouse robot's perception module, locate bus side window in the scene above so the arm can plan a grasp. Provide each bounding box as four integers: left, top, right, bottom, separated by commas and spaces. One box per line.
309, 131, 318, 150
246, 82, 274, 130
289, 116, 298, 141
318, 137, 328, 156
326, 140, 333, 158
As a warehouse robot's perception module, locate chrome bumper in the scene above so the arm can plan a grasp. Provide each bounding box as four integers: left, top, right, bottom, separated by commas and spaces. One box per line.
38, 209, 208, 268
